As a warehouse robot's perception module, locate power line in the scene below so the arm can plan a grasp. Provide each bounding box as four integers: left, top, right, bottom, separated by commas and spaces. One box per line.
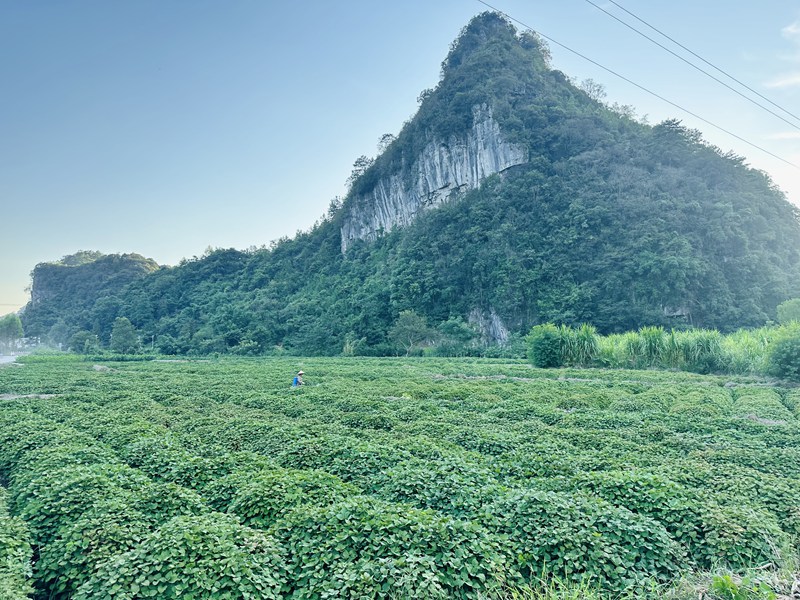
601, 0, 800, 125
474, 0, 800, 170
583, 0, 800, 131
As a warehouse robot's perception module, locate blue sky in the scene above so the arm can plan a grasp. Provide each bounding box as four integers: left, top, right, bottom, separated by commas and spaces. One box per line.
2, 0, 799, 314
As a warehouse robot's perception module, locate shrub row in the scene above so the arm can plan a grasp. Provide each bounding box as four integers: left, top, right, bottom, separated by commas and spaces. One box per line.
2, 356, 798, 597
0, 486, 33, 600
544, 469, 791, 570
0, 406, 288, 598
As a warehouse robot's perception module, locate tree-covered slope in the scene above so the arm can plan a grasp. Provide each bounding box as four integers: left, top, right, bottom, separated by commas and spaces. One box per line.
21, 13, 800, 355
22, 252, 160, 343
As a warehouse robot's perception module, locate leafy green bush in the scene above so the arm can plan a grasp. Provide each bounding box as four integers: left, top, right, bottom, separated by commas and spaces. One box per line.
277, 438, 408, 490
494, 442, 581, 480
776, 298, 800, 325
732, 389, 793, 421
449, 425, 520, 455
0, 415, 94, 475
7, 442, 117, 490
14, 463, 149, 545
696, 443, 799, 479
272, 495, 506, 599
75, 419, 169, 451
228, 468, 357, 529
204, 470, 265, 511
608, 388, 672, 412
373, 458, 500, 518
341, 411, 398, 430
694, 465, 800, 537
766, 332, 800, 381
670, 388, 732, 418
36, 500, 153, 597
485, 489, 683, 593
526, 324, 564, 368
127, 480, 208, 523
119, 436, 231, 489
73, 513, 286, 599
176, 417, 304, 456
568, 470, 704, 557
782, 389, 799, 415
697, 503, 787, 571
308, 554, 452, 599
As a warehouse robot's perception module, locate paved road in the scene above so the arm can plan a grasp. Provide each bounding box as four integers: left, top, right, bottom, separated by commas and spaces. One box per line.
0, 355, 17, 365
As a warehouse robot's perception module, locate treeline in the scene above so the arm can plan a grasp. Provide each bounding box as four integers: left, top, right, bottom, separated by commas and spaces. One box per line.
50, 307, 800, 382
0, 314, 23, 353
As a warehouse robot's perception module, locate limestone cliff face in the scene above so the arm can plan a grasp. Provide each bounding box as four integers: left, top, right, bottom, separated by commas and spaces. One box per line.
468, 308, 510, 345
340, 105, 527, 252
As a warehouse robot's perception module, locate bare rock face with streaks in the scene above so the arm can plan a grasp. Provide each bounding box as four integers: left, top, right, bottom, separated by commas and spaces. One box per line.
468, 308, 510, 345
340, 104, 527, 252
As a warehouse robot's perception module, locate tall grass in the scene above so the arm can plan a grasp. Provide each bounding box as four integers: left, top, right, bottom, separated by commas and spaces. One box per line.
505, 578, 606, 600
559, 324, 600, 366
527, 322, 800, 377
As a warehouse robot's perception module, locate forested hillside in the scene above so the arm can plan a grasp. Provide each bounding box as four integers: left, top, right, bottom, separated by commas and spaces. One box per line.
20, 13, 800, 356
22, 252, 159, 345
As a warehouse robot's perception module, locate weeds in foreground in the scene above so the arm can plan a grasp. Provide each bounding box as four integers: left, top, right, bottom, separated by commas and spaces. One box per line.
505, 575, 606, 600
502, 557, 799, 600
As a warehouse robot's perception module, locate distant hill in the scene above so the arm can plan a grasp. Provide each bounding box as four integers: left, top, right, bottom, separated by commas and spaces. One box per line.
21, 13, 800, 355
22, 252, 159, 343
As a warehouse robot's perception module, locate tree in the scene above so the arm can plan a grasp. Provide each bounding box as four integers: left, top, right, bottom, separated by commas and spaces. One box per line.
777, 298, 800, 324
377, 133, 396, 154
110, 317, 139, 354
434, 317, 478, 356
0, 314, 23, 353
579, 78, 606, 102
346, 155, 375, 190
68, 331, 100, 354
525, 323, 563, 368
47, 320, 72, 349
388, 310, 434, 356
767, 332, 800, 381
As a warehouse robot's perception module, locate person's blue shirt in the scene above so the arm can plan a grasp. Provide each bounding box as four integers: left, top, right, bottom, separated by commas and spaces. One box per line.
292, 373, 304, 387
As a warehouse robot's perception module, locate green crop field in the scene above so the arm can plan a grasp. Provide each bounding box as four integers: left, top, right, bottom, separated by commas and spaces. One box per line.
1, 355, 798, 599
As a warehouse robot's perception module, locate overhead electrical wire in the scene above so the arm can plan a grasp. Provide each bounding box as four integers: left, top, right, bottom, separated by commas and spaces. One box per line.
583, 0, 800, 131
600, 0, 800, 125
474, 0, 800, 170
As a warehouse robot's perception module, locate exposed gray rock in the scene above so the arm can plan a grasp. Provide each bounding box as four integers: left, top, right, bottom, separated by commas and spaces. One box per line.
663, 305, 690, 318
340, 105, 527, 252
468, 308, 510, 345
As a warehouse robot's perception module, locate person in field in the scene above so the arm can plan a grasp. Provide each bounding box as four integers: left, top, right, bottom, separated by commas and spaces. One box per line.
292, 371, 304, 387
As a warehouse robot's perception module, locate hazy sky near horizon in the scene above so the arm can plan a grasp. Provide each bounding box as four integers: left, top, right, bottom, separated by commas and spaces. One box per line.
2, 0, 799, 315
